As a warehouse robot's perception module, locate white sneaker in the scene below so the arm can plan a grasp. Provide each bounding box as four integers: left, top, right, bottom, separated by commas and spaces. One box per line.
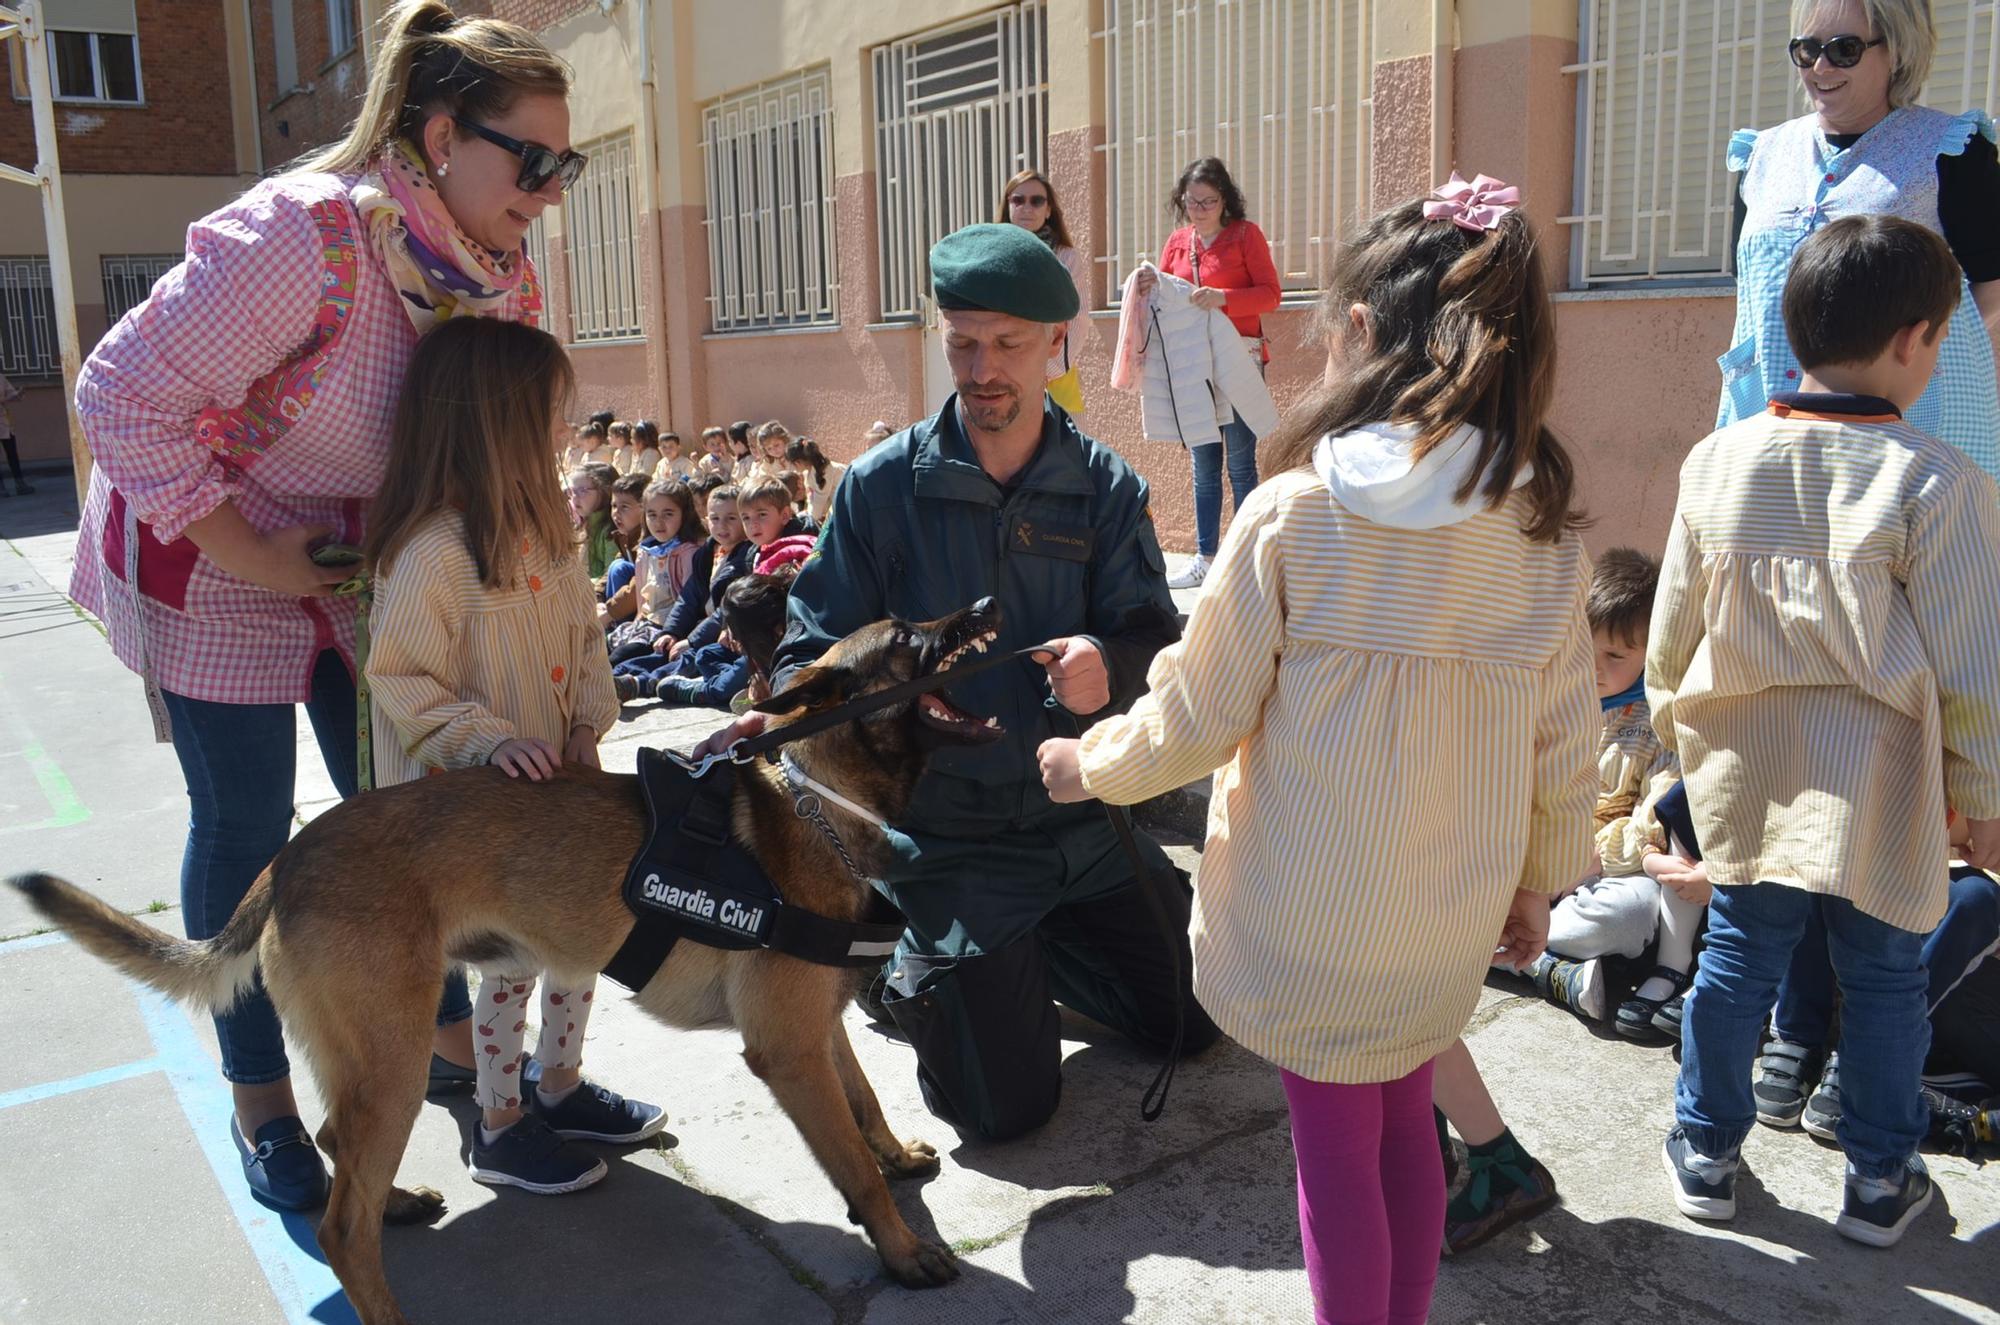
1167, 555, 1211, 590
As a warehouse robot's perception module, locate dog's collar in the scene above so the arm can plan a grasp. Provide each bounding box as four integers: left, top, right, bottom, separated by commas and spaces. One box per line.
779, 753, 889, 834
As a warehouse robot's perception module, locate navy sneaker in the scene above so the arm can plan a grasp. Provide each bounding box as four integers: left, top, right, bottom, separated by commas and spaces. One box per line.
1802, 1053, 1842, 1141
654, 675, 703, 705
468, 1115, 607, 1195
1836, 1157, 1933, 1248
1662, 1127, 1737, 1221
533, 1079, 668, 1143
232, 1115, 329, 1211
1754, 1038, 1825, 1129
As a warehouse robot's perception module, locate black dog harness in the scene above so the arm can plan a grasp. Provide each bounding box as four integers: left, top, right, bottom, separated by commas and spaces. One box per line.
602, 748, 907, 993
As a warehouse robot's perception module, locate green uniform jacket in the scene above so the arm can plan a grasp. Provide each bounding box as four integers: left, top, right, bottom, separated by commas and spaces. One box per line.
773, 396, 1181, 838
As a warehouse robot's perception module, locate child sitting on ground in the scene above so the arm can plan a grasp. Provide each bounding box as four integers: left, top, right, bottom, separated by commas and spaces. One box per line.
582, 410, 617, 466
605, 479, 704, 659
1037, 179, 1598, 1325
752, 419, 793, 482
696, 425, 731, 478
726, 420, 756, 480
605, 420, 636, 472
566, 463, 620, 582
611, 484, 748, 696
596, 472, 651, 627
363, 318, 666, 1195
654, 429, 694, 482
787, 435, 847, 526
1518, 548, 1706, 1038
614, 478, 808, 706
626, 419, 663, 478
1654, 215, 2000, 1250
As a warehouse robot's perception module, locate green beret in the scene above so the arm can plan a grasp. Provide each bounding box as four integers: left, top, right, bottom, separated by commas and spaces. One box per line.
930, 222, 1079, 323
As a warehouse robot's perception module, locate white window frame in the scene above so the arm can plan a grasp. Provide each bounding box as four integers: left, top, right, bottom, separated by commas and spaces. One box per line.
1562, 0, 2000, 287
702, 67, 840, 333
873, 4, 1049, 322
0, 257, 61, 383
562, 132, 645, 343
46, 29, 144, 106
1100, 0, 1372, 303
325, 0, 358, 62
100, 253, 179, 327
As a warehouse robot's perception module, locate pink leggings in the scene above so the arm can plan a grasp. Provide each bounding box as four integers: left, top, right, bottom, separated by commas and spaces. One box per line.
1280, 1060, 1443, 1325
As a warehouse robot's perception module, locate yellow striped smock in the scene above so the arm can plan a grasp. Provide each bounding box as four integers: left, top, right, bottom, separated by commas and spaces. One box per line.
1648, 403, 2000, 934
367, 511, 621, 786
1077, 469, 1599, 1083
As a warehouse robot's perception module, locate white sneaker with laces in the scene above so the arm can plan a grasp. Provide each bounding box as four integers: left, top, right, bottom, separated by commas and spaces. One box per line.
1167, 555, 1211, 590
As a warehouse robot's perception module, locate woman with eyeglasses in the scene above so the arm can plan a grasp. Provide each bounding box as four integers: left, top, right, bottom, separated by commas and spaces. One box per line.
998, 168, 1094, 414
1722, 0, 1998, 474
63, 0, 658, 1212
1129, 157, 1280, 589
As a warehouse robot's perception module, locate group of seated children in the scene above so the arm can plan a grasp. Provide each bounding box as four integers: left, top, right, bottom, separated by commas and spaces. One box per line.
554, 411, 886, 710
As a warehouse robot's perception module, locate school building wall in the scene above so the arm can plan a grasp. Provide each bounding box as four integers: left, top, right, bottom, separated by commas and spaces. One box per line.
1, 2, 260, 467
491, 0, 1726, 558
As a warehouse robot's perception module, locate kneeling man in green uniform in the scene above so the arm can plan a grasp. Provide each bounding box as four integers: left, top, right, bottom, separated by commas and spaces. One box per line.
770, 223, 1219, 1139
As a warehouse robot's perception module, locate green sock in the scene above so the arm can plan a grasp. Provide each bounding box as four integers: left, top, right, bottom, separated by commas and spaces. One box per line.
1446, 1129, 1538, 1221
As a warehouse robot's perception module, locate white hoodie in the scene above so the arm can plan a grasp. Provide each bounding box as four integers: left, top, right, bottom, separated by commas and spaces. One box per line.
1312, 420, 1532, 529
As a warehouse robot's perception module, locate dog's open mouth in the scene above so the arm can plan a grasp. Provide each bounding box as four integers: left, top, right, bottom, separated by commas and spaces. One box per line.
919, 622, 1004, 742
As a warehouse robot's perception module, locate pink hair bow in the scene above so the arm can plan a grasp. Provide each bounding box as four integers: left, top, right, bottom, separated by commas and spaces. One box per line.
1423, 172, 1521, 233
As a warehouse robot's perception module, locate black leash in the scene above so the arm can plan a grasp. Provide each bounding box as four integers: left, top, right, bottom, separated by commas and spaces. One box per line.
691, 641, 1187, 1121
1051, 706, 1186, 1123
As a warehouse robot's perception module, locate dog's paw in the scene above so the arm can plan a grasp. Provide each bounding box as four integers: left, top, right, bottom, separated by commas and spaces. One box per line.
885, 1238, 958, 1288
383, 1184, 447, 1225
879, 1138, 941, 1180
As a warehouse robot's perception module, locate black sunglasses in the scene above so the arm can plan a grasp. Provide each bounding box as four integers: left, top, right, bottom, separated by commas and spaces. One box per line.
1788, 33, 1885, 70
453, 117, 588, 193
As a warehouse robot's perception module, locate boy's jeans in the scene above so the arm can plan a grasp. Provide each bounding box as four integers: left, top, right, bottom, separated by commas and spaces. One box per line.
1678, 883, 1928, 1180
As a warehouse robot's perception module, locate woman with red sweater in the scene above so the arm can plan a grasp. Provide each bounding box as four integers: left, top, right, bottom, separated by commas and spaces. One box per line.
1134, 157, 1281, 588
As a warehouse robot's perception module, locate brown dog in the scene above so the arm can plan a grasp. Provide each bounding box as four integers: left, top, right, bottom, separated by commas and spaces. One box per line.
11, 600, 1012, 1325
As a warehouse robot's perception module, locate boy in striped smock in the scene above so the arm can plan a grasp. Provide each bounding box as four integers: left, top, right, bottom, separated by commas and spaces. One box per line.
1652, 215, 2000, 1249
1038, 177, 1600, 1325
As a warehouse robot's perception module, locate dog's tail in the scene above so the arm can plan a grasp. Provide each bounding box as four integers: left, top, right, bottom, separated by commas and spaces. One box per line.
7, 871, 271, 1013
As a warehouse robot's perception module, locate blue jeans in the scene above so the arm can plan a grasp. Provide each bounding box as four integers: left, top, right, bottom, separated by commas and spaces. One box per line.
160, 650, 471, 1085
1190, 412, 1261, 557
1678, 883, 1928, 1178
1775, 868, 2000, 1044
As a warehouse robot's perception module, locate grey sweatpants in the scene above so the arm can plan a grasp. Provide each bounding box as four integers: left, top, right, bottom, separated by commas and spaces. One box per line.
1548, 874, 1661, 961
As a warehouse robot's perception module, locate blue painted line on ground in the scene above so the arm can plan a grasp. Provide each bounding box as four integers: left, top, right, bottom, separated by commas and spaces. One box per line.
133, 986, 359, 1325
0, 1056, 163, 1112
0, 930, 69, 952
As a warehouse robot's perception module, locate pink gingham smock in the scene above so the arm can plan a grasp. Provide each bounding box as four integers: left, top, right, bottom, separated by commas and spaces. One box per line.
69, 171, 540, 705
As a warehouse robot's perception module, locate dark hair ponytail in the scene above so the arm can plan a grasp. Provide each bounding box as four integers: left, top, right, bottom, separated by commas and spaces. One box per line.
1261, 198, 1582, 544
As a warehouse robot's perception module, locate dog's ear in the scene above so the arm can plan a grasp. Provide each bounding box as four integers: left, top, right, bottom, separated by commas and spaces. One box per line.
752, 664, 846, 715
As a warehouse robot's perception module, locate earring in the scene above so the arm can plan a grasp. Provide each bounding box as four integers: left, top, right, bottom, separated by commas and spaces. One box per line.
436, 161, 450, 178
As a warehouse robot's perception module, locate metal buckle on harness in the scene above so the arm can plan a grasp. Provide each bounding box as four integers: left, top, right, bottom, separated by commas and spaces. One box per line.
665, 739, 752, 781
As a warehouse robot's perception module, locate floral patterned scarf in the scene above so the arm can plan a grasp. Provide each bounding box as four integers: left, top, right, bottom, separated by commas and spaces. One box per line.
355, 142, 526, 331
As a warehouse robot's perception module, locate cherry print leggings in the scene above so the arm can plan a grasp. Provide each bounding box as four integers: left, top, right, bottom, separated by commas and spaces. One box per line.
1280, 1059, 1443, 1325
472, 973, 596, 1111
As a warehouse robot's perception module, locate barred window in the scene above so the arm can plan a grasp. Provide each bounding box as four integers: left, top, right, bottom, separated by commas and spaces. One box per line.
326, 0, 358, 60
0, 258, 60, 383
101, 253, 179, 326
1101, 0, 1373, 301
562, 133, 644, 342
1564, 0, 2000, 286
702, 67, 840, 332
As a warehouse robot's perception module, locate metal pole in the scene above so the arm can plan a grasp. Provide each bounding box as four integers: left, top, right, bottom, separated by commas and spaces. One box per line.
0, 2, 91, 507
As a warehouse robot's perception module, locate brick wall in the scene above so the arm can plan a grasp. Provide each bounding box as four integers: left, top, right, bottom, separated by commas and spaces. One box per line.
484, 0, 594, 31
0, 1, 237, 176
252, 0, 370, 170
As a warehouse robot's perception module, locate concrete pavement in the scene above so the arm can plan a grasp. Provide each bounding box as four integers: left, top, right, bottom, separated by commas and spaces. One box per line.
3, 481, 1996, 1324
